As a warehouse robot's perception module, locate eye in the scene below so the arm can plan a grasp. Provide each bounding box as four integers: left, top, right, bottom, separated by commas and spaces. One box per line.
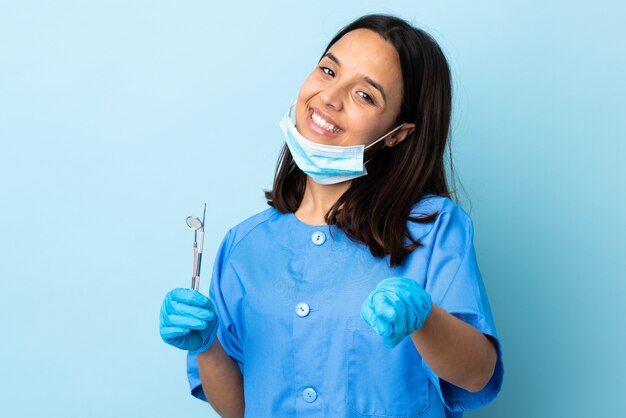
319, 66, 335, 77
357, 91, 375, 105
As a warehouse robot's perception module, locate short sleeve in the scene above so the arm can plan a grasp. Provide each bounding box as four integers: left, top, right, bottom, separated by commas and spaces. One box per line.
422, 203, 504, 412
186, 229, 245, 402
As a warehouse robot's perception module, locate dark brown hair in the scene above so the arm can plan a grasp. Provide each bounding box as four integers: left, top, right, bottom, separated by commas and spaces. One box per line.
264, 14, 456, 266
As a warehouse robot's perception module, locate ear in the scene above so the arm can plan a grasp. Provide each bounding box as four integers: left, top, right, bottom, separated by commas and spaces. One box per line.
385, 123, 416, 147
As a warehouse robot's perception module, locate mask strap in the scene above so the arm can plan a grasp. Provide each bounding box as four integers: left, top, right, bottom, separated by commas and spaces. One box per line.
288, 101, 297, 122
363, 123, 408, 166
364, 123, 406, 150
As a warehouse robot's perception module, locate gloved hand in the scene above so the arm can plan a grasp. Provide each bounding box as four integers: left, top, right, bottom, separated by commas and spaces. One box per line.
160, 288, 218, 354
360, 276, 432, 349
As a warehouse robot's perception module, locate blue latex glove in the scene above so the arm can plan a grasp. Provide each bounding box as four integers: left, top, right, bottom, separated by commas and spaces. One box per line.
160, 288, 218, 354
360, 276, 433, 349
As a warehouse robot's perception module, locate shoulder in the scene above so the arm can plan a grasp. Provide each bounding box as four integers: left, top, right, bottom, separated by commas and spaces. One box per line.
408, 195, 474, 243
410, 194, 470, 218
221, 206, 280, 253
211, 206, 280, 270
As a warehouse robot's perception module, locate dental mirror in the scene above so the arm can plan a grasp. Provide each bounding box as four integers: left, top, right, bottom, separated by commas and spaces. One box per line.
186, 216, 203, 230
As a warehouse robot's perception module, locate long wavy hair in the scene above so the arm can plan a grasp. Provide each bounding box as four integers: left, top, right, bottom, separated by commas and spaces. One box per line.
264, 14, 457, 267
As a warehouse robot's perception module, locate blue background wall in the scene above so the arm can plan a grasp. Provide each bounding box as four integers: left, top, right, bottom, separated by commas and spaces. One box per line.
1, 1, 624, 417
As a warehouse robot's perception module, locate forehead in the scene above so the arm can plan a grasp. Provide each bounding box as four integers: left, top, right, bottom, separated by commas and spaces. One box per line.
326, 28, 402, 94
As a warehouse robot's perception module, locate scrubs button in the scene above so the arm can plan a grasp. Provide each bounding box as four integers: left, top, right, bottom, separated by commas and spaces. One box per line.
295, 302, 310, 317
311, 231, 326, 245
302, 387, 317, 402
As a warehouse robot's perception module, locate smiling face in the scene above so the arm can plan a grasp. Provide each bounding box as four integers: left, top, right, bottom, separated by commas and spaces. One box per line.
295, 28, 413, 148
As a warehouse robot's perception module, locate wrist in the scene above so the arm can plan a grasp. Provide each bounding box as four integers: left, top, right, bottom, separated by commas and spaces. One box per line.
411, 303, 438, 337
195, 341, 220, 359
189, 322, 219, 355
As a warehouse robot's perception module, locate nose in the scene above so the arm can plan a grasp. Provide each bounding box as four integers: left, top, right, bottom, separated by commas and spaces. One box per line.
318, 82, 345, 111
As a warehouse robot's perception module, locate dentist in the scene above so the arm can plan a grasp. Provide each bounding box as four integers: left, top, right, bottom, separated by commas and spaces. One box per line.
160, 13, 503, 418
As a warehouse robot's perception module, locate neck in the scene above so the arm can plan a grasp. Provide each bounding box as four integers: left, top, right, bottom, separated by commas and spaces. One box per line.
295, 176, 351, 225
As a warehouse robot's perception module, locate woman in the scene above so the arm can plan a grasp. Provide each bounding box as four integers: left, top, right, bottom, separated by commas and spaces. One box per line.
160, 14, 504, 418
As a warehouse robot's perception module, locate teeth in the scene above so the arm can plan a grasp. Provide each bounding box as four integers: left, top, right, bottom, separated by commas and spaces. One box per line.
312, 111, 340, 133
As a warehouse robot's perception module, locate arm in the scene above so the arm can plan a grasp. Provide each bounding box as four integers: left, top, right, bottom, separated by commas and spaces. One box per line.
196, 339, 245, 418
410, 304, 497, 393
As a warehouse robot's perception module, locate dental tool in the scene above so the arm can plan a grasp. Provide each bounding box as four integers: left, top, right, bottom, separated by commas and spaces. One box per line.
186, 203, 206, 291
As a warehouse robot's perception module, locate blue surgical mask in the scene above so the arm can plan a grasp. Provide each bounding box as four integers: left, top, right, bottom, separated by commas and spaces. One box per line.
278, 101, 406, 185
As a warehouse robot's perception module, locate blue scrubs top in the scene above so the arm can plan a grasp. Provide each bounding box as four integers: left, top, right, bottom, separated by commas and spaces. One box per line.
187, 195, 504, 417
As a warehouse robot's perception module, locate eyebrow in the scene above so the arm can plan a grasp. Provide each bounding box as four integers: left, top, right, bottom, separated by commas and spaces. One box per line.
323, 52, 387, 103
